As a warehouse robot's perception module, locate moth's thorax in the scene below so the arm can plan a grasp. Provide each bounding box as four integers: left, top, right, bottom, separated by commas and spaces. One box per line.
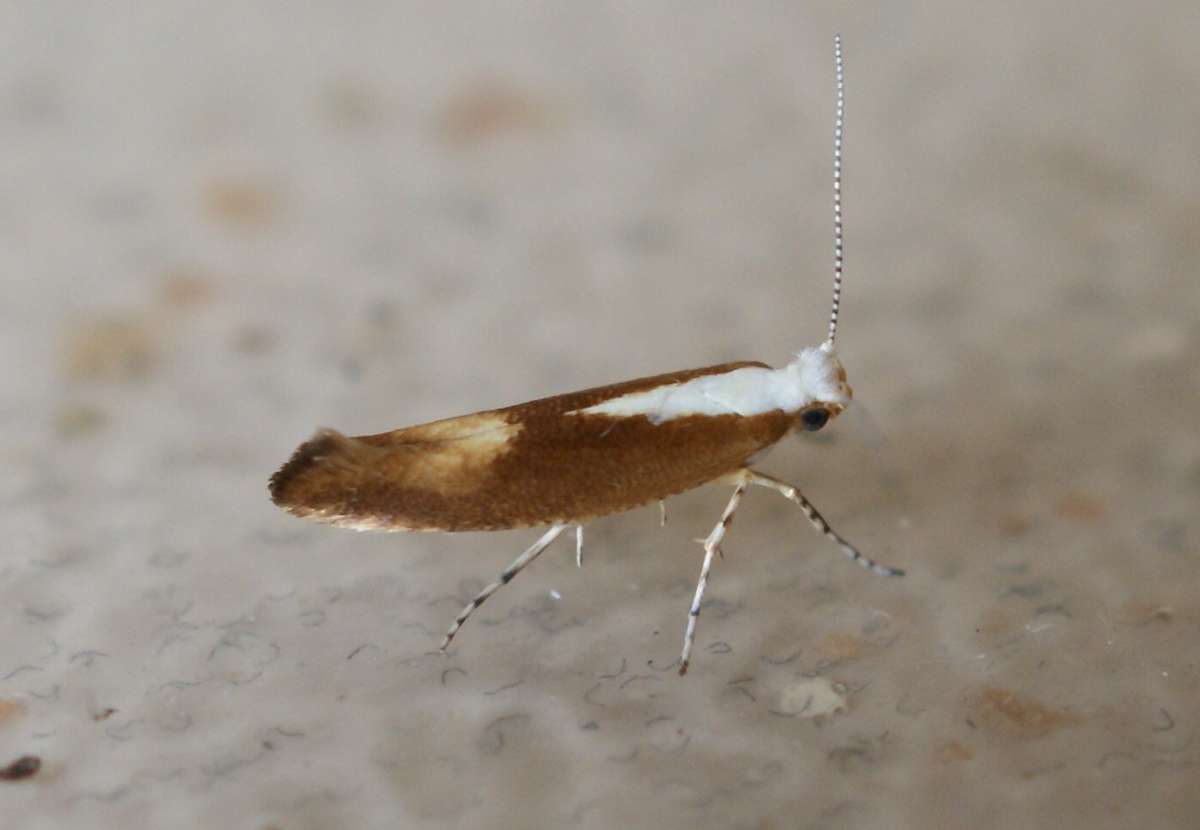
568, 341, 851, 424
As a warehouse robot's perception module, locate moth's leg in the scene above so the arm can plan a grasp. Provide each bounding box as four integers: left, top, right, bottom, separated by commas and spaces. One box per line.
659, 500, 668, 528
679, 472, 750, 675
575, 525, 584, 568
746, 470, 904, 577
440, 524, 568, 652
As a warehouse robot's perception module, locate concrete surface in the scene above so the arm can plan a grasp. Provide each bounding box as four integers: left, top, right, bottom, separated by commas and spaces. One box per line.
2, 3, 1198, 828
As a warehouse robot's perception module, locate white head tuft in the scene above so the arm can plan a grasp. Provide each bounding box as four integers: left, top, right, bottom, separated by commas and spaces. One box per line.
785, 346, 852, 410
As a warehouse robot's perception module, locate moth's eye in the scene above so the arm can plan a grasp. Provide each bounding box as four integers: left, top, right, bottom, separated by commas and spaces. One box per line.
800, 408, 830, 432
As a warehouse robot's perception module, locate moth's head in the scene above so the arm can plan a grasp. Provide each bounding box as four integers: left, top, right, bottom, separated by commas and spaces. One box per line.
788, 340, 852, 433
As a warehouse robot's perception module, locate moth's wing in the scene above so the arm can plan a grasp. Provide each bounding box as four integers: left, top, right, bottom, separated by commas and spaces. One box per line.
269, 361, 791, 531
269, 411, 528, 532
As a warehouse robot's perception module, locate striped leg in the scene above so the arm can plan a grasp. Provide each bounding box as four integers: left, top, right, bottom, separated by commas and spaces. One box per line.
440, 525, 568, 652
746, 470, 904, 577
679, 474, 750, 675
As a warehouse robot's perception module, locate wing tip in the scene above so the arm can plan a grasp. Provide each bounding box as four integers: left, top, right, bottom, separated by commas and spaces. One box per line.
269, 427, 367, 509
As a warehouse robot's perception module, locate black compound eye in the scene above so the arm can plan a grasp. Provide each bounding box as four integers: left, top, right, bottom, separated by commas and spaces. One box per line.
800, 408, 829, 431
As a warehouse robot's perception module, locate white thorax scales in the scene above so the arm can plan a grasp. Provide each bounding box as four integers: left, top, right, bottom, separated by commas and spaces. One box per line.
570, 342, 851, 424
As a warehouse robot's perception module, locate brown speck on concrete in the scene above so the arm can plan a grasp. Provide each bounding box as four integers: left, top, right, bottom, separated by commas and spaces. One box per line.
0, 755, 40, 781
973, 608, 1015, 650
1021, 760, 1067, 780
1116, 601, 1175, 626
1055, 492, 1106, 520
54, 404, 108, 438
935, 740, 975, 763
974, 608, 1010, 637
997, 513, 1033, 536
816, 632, 862, 663
203, 180, 280, 230
159, 272, 215, 309
62, 314, 159, 381
969, 687, 1083, 739
0, 699, 25, 725
437, 81, 552, 147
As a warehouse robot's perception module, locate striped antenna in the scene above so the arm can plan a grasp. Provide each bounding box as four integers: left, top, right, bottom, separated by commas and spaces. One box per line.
827, 33, 846, 346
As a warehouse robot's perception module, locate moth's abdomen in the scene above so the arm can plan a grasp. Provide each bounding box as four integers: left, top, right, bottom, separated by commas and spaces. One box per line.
269, 362, 793, 532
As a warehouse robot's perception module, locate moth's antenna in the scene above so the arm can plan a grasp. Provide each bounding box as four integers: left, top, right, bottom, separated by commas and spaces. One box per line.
827, 33, 846, 347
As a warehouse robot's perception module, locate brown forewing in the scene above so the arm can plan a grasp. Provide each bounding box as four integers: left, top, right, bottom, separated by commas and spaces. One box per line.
270, 361, 793, 531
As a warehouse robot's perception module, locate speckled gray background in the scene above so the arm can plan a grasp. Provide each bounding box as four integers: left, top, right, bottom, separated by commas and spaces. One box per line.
3, 3, 1198, 828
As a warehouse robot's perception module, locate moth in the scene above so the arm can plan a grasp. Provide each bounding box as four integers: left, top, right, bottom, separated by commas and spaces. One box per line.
269, 35, 903, 675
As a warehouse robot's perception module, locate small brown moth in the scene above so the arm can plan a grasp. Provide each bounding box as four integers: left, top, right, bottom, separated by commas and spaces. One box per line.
270, 35, 903, 675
